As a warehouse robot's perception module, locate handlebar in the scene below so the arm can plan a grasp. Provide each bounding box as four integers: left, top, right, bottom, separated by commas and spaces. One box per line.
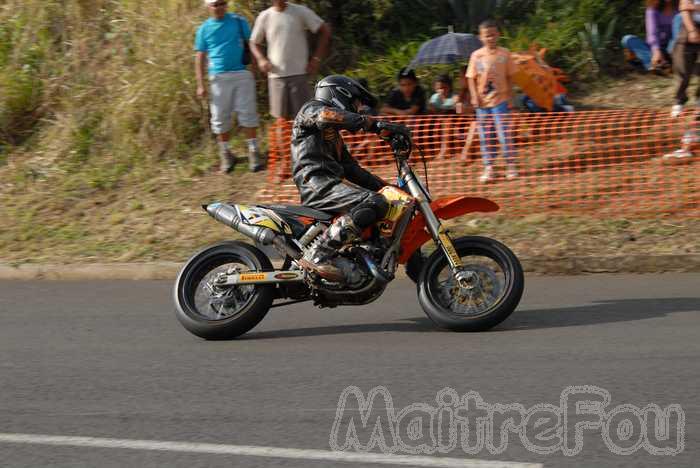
373, 120, 430, 199
374, 121, 412, 160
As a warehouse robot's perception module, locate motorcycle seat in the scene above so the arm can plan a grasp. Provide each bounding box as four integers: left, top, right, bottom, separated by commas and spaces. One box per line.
263, 204, 334, 222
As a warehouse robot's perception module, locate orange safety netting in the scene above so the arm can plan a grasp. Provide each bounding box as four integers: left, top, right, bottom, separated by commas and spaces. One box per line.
262, 110, 700, 217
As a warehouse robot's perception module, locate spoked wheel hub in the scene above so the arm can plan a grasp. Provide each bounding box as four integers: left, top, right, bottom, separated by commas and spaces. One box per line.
437, 264, 505, 317
195, 264, 255, 320
419, 237, 525, 332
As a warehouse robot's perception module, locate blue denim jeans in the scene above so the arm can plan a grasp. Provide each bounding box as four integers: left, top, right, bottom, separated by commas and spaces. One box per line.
622, 14, 681, 71
476, 101, 514, 167
622, 35, 653, 70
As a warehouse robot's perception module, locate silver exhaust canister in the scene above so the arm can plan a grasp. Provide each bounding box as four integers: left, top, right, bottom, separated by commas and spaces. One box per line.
204, 203, 276, 245
204, 203, 303, 260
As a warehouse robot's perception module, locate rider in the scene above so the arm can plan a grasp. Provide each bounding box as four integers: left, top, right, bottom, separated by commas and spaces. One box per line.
291, 75, 391, 281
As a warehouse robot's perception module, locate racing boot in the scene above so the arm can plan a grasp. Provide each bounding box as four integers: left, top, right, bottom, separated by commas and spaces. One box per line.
298, 215, 361, 282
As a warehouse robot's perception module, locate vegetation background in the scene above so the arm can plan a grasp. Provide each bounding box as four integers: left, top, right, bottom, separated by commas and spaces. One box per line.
0, 0, 644, 167
4, 0, 690, 265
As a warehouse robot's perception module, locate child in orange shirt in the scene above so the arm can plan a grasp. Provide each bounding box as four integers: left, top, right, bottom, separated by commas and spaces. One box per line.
466, 20, 518, 182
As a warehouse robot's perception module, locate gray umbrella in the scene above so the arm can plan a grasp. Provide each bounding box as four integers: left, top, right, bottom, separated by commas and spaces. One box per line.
409, 32, 483, 67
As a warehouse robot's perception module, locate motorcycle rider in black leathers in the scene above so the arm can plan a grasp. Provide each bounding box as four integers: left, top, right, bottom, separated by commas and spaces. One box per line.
291, 75, 391, 281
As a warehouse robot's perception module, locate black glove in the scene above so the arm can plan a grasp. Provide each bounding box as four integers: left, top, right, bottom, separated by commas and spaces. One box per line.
374, 121, 411, 138
364, 116, 380, 133
371, 121, 411, 160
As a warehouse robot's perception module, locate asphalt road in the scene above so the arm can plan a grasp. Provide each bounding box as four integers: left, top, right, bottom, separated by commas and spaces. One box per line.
0, 274, 698, 467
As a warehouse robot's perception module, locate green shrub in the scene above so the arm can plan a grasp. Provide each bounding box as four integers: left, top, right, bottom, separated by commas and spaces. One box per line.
577, 18, 618, 76
498, 0, 642, 75
344, 40, 424, 101
0, 68, 43, 144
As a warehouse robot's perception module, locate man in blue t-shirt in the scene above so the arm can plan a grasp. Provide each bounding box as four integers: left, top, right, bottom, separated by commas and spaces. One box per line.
195, 0, 263, 173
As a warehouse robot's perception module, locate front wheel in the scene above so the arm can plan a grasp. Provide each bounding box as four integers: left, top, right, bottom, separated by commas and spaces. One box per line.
174, 241, 274, 340
417, 236, 524, 332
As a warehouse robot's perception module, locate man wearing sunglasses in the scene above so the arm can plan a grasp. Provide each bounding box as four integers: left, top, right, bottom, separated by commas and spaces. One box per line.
195, 0, 263, 173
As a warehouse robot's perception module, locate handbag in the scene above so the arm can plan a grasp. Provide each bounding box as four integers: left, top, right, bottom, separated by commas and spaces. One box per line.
236, 16, 252, 66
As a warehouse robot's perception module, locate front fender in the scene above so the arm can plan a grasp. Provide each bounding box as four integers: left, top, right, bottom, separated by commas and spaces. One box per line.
399, 197, 499, 264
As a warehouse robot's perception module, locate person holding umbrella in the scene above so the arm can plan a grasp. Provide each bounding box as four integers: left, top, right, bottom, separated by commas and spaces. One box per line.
466, 19, 518, 183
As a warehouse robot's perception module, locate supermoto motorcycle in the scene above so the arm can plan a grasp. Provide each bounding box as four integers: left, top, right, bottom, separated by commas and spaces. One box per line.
174, 122, 524, 339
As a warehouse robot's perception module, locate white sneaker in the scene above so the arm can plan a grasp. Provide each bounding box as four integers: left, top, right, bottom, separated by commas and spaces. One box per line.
219, 149, 236, 174
671, 104, 684, 118
479, 166, 494, 183
681, 131, 700, 146
506, 166, 519, 180
663, 148, 693, 160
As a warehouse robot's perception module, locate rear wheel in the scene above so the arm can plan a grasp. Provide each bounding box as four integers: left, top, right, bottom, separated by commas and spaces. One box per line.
174, 241, 274, 340
417, 236, 524, 331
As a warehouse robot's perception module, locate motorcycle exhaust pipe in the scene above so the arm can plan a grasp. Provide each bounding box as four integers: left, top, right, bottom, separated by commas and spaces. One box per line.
204, 203, 302, 259
205, 203, 276, 245
355, 248, 394, 285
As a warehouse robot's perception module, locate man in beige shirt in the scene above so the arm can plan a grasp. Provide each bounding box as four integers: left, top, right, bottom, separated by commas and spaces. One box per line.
466, 19, 517, 182
250, 0, 331, 119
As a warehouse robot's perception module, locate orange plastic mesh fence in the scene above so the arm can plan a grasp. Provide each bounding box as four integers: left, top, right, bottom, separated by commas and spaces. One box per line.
263, 111, 700, 217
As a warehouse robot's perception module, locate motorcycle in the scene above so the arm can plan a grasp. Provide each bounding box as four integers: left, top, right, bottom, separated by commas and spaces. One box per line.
174, 121, 524, 340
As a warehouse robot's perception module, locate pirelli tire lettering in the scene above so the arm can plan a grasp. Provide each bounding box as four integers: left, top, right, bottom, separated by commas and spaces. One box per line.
223, 271, 306, 286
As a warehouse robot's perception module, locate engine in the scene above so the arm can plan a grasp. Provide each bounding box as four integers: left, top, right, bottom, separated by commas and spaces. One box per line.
310, 245, 387, 308
328, 254, 370, 289
298, 222, 389, 308
299, 223, 373, 289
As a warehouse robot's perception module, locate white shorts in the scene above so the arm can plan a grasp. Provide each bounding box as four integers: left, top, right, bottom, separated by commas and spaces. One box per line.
209, 70, 259, 133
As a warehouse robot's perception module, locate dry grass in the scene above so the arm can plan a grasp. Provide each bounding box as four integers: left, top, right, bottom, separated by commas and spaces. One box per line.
0, 0, 271, 264
570, 73, 678, 110
0, 3, 698, 264
0, 0, 264, 166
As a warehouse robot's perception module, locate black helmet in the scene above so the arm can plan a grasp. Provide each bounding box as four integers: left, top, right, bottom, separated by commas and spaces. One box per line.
314, 75, 378, 113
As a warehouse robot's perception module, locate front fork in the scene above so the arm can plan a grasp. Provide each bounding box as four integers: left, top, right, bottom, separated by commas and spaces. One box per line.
400, 162, 473, 288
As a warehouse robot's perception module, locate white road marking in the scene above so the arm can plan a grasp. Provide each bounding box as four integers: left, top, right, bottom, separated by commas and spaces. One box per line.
0, 433, 542, 468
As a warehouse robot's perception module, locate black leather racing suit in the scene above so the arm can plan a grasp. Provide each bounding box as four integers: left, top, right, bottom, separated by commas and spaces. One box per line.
291, 100, 389, 228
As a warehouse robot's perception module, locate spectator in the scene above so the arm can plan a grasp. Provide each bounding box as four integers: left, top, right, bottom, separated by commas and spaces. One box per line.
381, 67, 427, 116
665, 0, 700, 159
622, 1, 679, 72
195, 0, 262, 173
429, 74, 459, 114
250, 1, 331, 120
467, 19, 517, 183
671, 0, 700, 117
